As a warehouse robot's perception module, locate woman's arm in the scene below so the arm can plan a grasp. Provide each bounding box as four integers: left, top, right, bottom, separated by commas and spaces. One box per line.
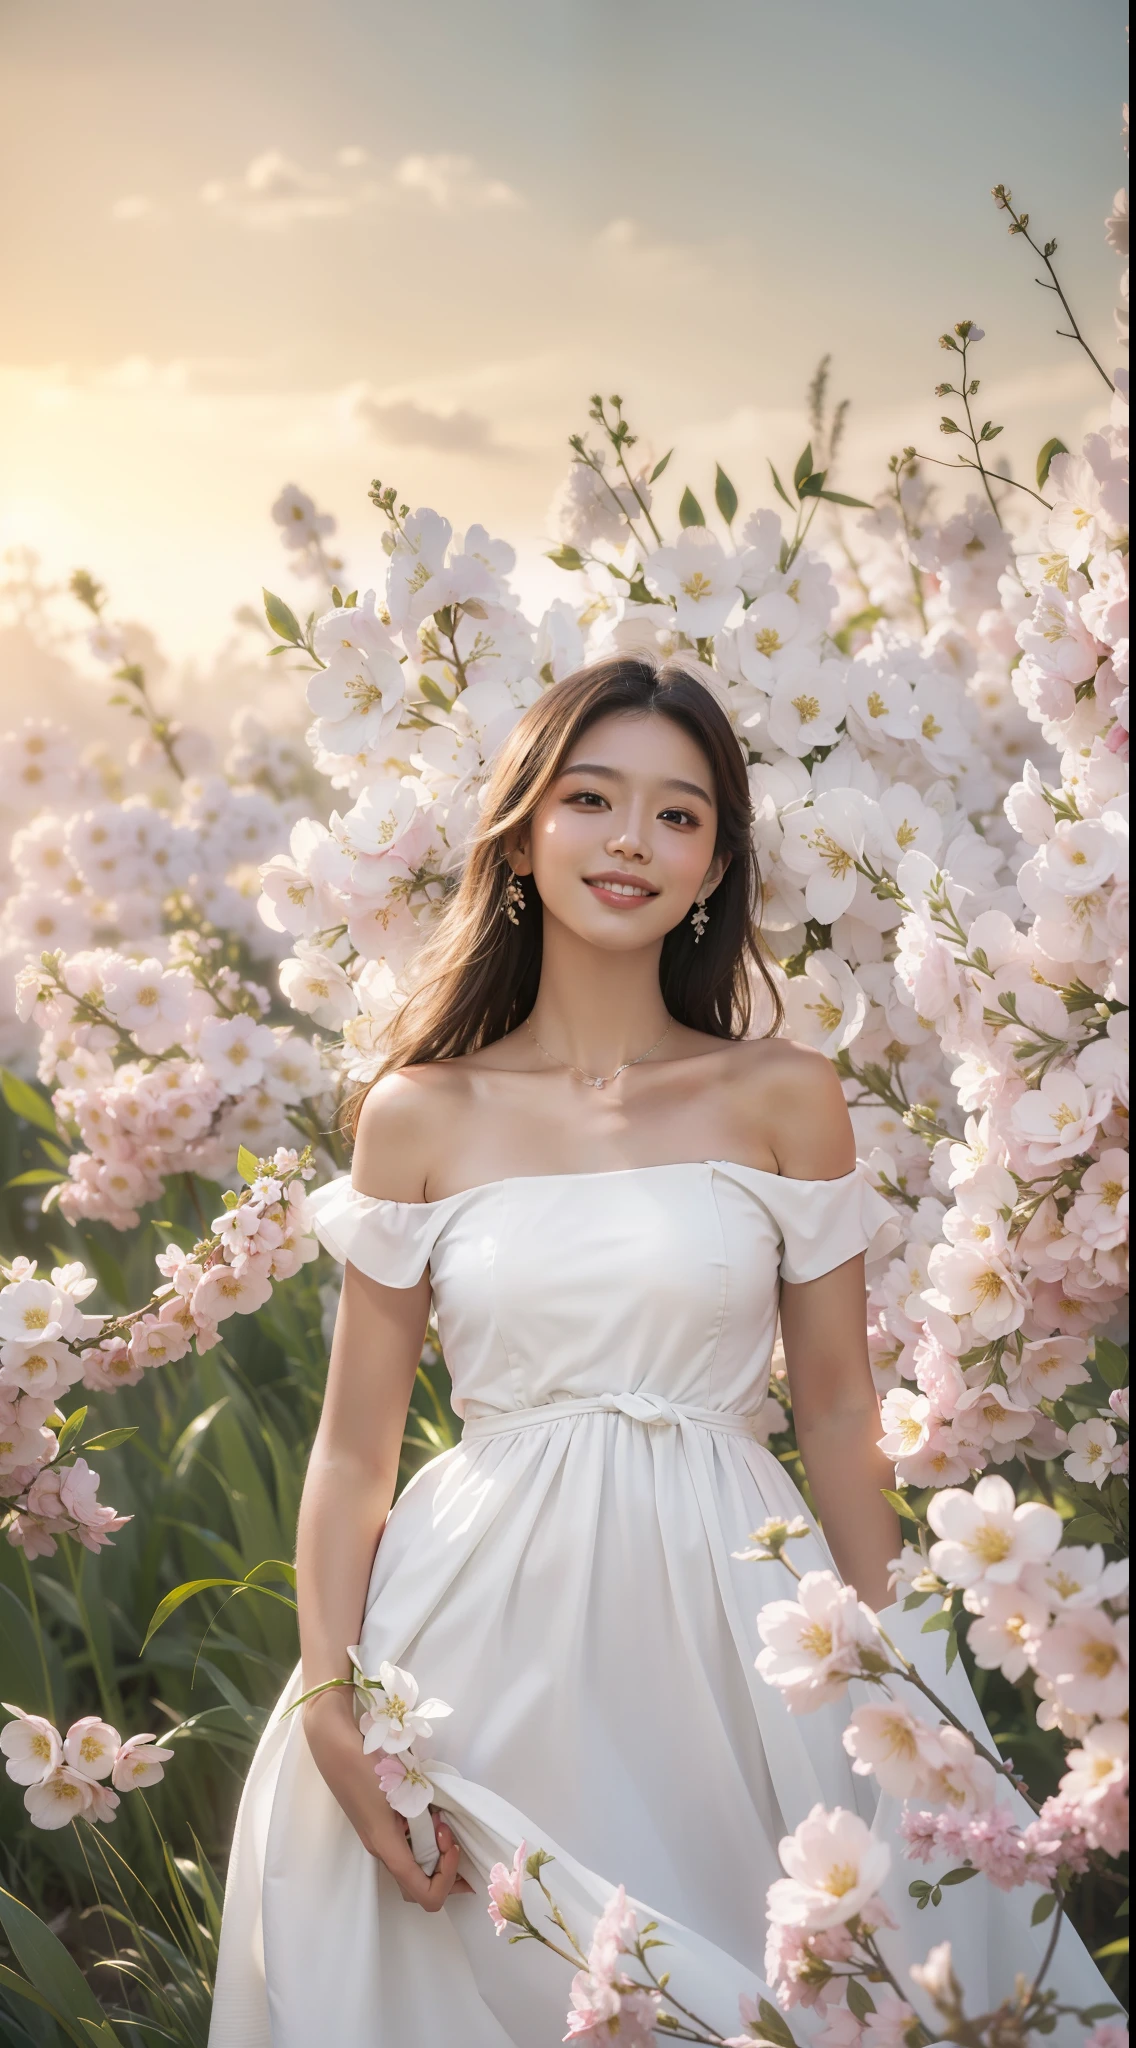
756, 1044, 900, 1611
296, 1075, 465, 1908
779, 1258, 899, 1610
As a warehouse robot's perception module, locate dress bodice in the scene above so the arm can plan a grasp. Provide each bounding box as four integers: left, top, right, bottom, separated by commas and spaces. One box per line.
307, 1162, 894, 1424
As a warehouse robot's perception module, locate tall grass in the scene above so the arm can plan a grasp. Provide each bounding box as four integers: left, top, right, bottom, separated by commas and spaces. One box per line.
0, 1095, 456, 2044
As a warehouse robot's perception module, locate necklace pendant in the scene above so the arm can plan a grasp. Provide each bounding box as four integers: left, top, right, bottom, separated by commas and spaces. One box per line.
593, 1078, 605, 1090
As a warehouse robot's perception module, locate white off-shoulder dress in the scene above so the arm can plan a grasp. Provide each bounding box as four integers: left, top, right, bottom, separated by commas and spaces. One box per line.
208, 1163, 1109, 2046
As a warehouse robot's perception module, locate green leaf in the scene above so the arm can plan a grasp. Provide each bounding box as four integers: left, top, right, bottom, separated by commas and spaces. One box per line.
169, 1396, 230, 1480
55, 1407, 88, 1457
921, 1606, 956, 1633
944, 1626, 960, 1672
678, 486, 705, 529
939, 1865, 978, 1886
767, 461, 794, 509
1092, 1338, 1128, 1390
545, 544, 584, 573
0, 1958, 86, 2037
1036, 437, 1068, 489
882, 1486, 922, 1526
418, 676, 457, 710
38, 1138, 71, 1168
793, 443, 815, 493
1032, 1891, 1058, 1924
262, 588, 302, 645
1093, 1938, 1129, 1958
796, 469, 828, 498
1, 1068, 58, 1135
755, 1998, 797, 2048
141, 1565, 298, 1653
244, 1556, 297, 1590
81, 1426, 138, 1454
713, 464, 738, 525
236, 1144, 260, 1185
141, 1577, 244, 1653
846, 1977, 877, 2021
1063, 1512, 1115, 1545
649, 450, 673, 483
5, 1168, 66, 1188
0, 1885, 116, 2043
78, 1235, 129, 1309
818, 489, 873, 508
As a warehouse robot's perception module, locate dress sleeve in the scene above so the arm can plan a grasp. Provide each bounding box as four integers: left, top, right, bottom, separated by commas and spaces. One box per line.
712, 1162, 901, 1283
306, 1177, 457, 1288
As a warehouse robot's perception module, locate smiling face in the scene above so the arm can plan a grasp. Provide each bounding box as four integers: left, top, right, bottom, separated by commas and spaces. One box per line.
512, 709, 725, 952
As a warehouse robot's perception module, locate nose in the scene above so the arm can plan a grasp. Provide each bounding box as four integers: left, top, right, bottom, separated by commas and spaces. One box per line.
605, 803, 652, 864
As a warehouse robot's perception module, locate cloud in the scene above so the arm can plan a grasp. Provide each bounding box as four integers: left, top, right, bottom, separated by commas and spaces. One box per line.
197, 147, 522, 230
110, 195, 163, 224
199, 149, 374, 228
393, 154, 523, 211
349, 389, 513, 457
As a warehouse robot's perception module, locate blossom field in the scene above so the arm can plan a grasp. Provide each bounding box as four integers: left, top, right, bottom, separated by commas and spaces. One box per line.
0, 159, 1128, 2047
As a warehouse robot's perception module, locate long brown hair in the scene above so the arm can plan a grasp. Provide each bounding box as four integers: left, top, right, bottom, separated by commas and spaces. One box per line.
349, 656, 782, 1129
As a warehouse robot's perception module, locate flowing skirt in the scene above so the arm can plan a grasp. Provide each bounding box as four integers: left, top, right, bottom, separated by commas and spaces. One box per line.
208, 1416, 1112, 2045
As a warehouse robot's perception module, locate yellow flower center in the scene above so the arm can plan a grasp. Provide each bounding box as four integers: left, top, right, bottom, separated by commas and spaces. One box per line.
1083, 1638, 1119, 1678
791, 693, 821, 724
866, 691, 888, 719
21, 1306, 50, 1332
754, 627, 783, 655
1098, 1179, 1124, 1209
800, 1621, 833, 1658
973, 1270, 1007, 1306
895, 820, 918, 848
922, 713, 943, 741
969, 1523, 1013, 1565
345, 674, 383, 713
809, 829, 853, 879
681, 571, 714, 603
1052, 1103, 1078, 1131
822, 1861, 860, 1898
883, 1717, 918, 1760
807, 996, 844, 1034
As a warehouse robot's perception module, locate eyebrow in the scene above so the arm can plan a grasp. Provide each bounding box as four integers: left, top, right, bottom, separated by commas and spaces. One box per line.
559, 761, 714, 804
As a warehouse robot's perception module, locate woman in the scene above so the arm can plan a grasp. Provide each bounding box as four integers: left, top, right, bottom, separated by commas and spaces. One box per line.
210, 658, 1108, 2045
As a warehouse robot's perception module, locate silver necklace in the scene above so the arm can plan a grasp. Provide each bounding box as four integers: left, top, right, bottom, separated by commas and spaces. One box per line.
524, 1016, 673, 1091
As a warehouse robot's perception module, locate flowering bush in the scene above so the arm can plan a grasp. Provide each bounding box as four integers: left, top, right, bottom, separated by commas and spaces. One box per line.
0, 1144, 318, 1557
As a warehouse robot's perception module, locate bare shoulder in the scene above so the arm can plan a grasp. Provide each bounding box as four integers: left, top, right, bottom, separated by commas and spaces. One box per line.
351, 1061, 471, 1202
721, 1035, 856, 1179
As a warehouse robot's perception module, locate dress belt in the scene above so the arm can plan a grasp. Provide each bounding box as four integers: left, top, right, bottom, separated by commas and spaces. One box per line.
460, 1389, 759, 1441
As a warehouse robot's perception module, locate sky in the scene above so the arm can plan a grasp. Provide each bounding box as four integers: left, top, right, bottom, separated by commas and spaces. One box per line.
0, 0, 1127, 677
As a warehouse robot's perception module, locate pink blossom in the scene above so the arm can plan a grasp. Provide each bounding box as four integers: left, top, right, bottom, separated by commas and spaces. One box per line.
111, 1732, 175, 1792
863, 1989, 918, 2047
59, 1458, 132, 1553
81, 1337, 145, 1392
486, 1839, 527, 1934
129, 1315, 192, 1371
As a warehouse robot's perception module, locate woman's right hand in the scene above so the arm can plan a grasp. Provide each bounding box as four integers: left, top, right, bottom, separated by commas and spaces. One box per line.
302, 1693, 466, 1910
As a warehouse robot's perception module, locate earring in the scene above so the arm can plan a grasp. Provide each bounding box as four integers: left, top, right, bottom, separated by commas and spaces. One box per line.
504, 872, 526, 926
690, 895, 710, 944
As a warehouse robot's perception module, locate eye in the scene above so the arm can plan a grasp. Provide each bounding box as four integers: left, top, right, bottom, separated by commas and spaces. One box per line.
659, 806, 699, 828
564, 788, 609, 809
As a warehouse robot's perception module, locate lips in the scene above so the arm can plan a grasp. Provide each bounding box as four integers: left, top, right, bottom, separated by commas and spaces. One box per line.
584, 872, 659, 904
